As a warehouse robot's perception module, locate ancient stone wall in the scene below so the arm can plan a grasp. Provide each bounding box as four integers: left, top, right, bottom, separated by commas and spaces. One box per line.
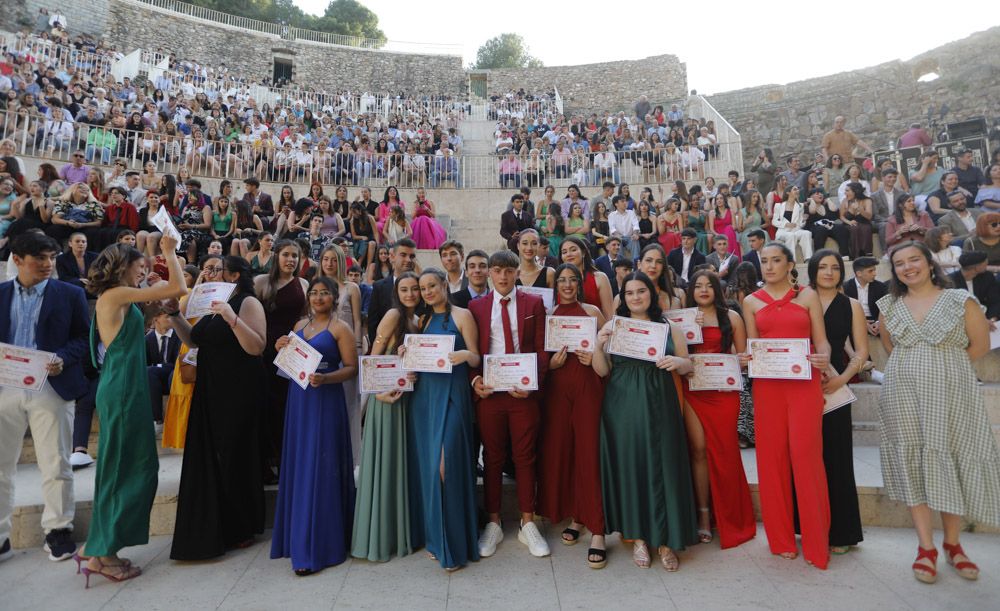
707, 26, 1000, 172
20, 0, 109, 37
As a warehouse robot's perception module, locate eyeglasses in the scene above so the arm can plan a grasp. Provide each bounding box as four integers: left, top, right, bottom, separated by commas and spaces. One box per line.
203, 266, 223, 272
72, 154, 84, 158
991, 222, 1000, 229
307, 290, 333, 297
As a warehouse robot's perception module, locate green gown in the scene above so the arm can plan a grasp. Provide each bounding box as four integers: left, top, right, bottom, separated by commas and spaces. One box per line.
351, 392, 413, 562
687, 210, 709, 254
600, 339, 698, 551
85, 304, 158, 556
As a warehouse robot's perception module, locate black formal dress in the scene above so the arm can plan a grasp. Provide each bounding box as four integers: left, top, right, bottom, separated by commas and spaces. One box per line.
170, 292, 266, 560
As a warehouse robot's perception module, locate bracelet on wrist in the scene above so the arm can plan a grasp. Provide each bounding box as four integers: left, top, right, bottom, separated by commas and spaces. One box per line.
229, 315, 239, 328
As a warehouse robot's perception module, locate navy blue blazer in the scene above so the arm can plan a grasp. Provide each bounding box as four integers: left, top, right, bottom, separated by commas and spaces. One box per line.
594, 254, 620, 296
0, 278, 90, 400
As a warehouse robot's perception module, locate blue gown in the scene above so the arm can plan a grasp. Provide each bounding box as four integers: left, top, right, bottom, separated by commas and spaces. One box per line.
407, 312, 480, 568
270, 328, 355, 571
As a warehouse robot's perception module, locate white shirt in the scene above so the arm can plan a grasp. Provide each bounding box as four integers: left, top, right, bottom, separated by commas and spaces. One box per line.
488, 291, 519, 355
608, 209, 639, 238
681, 248, 694, 282
153, 329, 174, 366
856, 279, 871, 319
448, 271, 465, 294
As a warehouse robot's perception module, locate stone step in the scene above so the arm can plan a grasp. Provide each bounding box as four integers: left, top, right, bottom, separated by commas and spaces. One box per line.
10, 445, 995, 550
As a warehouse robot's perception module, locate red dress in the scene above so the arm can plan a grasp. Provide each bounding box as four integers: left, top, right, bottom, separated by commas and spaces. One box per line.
658, 215, 682, 253
536, 302, 605, 534
581, 271, 601, 310
680, 326, 755, 549
751, 288, 830, 568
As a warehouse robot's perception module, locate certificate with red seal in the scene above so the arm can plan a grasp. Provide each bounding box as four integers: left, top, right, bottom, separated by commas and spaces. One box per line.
273, 332, 323, 390
184, 282, 236, 319
544, 316, 597, 352
0, 343, 56, 392
359, 356, 414, 393
483, 353, 538, 391
665, 308, 703, 344
401, 334, 455, 373
606, 316, 670, 363
747, 338, 811, 380
689, 354, 743, 391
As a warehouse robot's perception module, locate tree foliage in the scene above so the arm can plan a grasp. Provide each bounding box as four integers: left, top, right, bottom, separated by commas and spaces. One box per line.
187, 0, 386, 44
472, 33, 543, 70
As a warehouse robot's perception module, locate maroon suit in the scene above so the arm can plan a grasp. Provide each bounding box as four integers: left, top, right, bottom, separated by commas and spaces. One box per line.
469, 289, 550, 515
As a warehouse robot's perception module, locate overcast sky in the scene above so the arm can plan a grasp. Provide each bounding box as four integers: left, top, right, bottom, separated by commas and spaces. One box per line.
297, 0, 999, 95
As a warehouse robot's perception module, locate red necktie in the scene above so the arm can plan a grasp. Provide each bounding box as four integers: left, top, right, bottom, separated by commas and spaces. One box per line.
500, 296, 515, 353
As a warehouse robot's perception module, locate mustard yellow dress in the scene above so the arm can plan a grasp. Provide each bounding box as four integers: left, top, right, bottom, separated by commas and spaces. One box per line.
162, 294, 196, 449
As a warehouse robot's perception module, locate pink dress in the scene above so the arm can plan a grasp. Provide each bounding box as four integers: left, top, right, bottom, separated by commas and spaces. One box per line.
375, 201, 404, 235
713, 208, 742, 258
410, 201, 448, 249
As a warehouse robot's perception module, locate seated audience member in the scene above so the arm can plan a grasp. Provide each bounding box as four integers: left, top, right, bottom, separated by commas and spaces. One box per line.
948, 251, 1000, 323
145, 308, 181, 427
741, 229, 766, 278
608, 195, 641, 259
500, 193, 534, 252
885, 192, 933, 248
843, 256, 887, 336
937, 190, 982, 243
346, 265, 371, 315
55, 232, 97, 294
667, 228, 707, 287
612, 257, 635, 295
925, 226, 962, 273
594, 236, 624, 296
499, 151, 523, 188
449, 249, 490, 309
705, 235, 740, 285
962, 212, 1000, 274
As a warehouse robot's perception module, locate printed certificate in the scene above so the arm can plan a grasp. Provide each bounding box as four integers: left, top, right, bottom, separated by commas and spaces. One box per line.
0, 343, 55, 391
150, 205, 181, 241
665, 308, 703, 344
688, 354, 743, 391
273, 332, 323, 390
483, 353, 538, 391
606, 316, 669, 363
184, 282, 236, 319
747, 338, 811, 380
518, 286, 553, 310
544, 316, 597, 352
181, 348, 198, 366
359, 356, 414, 393
401, 334, 455, 373
823, 384, 856, 414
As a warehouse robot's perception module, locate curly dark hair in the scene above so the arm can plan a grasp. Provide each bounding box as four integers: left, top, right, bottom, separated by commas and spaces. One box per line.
685, 269, 733, 351
87, 243, 144, 295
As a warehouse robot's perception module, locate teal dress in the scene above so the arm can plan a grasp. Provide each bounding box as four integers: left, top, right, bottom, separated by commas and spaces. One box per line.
406, 312, 479, 568
86, 305, 158, 556
600, 334, 698, 550
687, 210, 709, 254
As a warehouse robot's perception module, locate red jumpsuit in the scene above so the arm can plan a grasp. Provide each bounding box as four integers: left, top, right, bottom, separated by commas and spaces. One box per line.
751, 289, 830, 569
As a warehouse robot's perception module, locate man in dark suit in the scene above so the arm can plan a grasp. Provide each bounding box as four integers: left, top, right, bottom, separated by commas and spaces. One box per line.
449, 249, 490, 309
241, 177, 274, 226
500, 193, 534, 252
366, 238, 417, 349
145, 309, 181, 425
870, 169, 905, 254
54, 232, 98, 296
843, 256, 888, 336
593, 236, 623, 296
468, 250, 550, 559
949, 251, 1000, 322
741, 229, 766, 279
0, 233, 90, 563
667, 228, 706, 288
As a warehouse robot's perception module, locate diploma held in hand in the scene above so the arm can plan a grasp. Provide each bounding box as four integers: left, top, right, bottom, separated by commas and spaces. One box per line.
151, 205, 181, 241
518, 286, 553, 310
483, 353, 538, 391
401, 334, 455, 373
689, 353, 743, 391
544, 315, 597, 352
0, 343, 56, 391
606, 316, 669, 362
184, 282, 236, 319
273, 332, 323, 390
359, 356, 414, 393
665, 308, 703, 344
747, 338, 811, 380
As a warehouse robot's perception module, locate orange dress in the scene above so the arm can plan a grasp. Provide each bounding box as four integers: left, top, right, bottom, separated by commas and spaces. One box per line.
162, 294, 196, 449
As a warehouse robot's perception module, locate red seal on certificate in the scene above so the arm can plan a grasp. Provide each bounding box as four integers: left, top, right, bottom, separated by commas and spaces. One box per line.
397, 378, 406, 387
686, 331, 695, 340
726, 377, 735, 386
791, 364, 802, 374
521, 376, 530, 385
580, 339, 589, 348
436, 358, 445, 368
647, 347, 657, 356
299, 372, 306, 380
23, 376, 35, 386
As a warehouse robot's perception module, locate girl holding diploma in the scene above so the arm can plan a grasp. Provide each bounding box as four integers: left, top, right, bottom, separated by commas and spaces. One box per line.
270, 276, 358, 575
81, 235, 186, 586
536, 263, 608, 569
405, 269, 481, 571
516, 229, 554, 289
806, 250, 867, 554
740, 242, 831, 569
352, 272, 421, 563
681, 270, 755, 549
593, 272, 697, 571
558, 235, 613, 319
614, 244, 683, 312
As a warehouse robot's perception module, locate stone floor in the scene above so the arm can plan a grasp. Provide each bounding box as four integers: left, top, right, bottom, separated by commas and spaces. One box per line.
2, 524, 999, 610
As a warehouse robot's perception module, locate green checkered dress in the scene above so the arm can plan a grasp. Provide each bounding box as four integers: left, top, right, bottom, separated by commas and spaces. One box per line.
877, 289, 1000, 526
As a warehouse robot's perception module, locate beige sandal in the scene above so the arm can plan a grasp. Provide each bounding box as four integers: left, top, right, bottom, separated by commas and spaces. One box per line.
658, 546, 679, 572
632, 541, 651, 569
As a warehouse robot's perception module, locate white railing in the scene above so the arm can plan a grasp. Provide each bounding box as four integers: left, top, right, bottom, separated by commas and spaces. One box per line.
2, 32, 116, 83
554, 88, 564, 115
486, 99, 559, 121
686, 94, 744, 179
0, 115, 740, 191
128, 0, 462, 56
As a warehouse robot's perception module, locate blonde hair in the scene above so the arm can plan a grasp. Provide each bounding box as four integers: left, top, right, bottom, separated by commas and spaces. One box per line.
318, 244, 346, 284
87, 243, 144, 295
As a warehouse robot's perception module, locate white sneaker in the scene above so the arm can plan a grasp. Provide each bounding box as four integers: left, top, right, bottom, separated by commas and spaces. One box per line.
154, 422, 164, 435
69, 451, 94, 469
518, 520, 550, 557
478, 522, 504, 557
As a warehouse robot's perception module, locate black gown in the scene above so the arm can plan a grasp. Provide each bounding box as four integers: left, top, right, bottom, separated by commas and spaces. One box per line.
170, 292, 266, 560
